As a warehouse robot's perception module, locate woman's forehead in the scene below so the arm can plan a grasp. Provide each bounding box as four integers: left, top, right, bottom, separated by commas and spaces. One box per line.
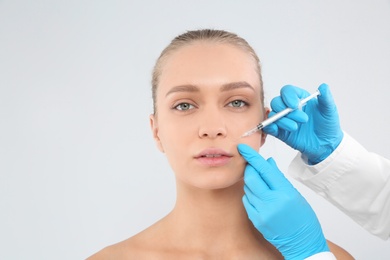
158, 42, 261, 93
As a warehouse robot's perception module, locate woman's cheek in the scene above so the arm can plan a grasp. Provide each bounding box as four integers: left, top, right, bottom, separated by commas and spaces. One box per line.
243, 132, 264, 151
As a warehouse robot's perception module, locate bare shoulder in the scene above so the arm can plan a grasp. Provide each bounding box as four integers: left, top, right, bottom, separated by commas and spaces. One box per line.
86, 221, 167, 260
86, 233, 154, 260
327, 240, 355, 260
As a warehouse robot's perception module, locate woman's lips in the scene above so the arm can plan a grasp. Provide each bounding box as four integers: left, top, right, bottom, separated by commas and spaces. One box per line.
194, 148, 233, 167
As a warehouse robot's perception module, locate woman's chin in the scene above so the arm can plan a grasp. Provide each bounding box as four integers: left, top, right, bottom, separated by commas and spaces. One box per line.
185, 174, 244, 191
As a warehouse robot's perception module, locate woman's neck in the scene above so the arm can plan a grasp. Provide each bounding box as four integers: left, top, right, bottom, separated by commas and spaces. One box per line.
166, 180, 263, 249
175, 179, 246, 222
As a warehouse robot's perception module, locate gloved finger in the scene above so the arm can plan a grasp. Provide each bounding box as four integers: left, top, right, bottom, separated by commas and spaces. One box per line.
238, 144, 290, 190
238, 144, 272, 175
248, 157, 294, 191
270, 99, 309, 123
317, 83, 337, 115
265, 157, 293, 190
280, 85, 310, 109
268, 113, 299, 131
242, 195, 267, 230
287, 109, 309, 123
242, 195, 261, 219
243, 164, 270, 196
263, 112, 304, 135
243, 184, 264, 208
270, 96, 288, 112
262, 124, 279, 136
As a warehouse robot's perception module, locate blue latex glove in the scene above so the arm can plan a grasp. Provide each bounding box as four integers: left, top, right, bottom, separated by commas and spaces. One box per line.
263, 83, 343, 164
238, 143, 329, 259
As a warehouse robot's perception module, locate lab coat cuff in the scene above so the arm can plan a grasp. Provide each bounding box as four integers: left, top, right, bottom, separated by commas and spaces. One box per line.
304, 252, 337, 260
288, 132, 357, 193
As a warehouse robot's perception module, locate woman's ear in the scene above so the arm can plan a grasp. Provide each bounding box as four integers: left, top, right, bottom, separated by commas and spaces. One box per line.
260, 108, 270, 147
149, 114, 165, 153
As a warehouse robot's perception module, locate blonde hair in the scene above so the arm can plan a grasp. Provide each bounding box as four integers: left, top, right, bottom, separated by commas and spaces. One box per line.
151, 29, 263, 114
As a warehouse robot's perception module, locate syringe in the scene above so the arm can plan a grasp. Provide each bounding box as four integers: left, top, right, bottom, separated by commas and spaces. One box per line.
241, 89, 321, 137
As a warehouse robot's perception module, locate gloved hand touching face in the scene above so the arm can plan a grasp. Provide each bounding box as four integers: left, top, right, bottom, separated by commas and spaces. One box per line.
238, 144, 329, 259
263, 83, 343, 164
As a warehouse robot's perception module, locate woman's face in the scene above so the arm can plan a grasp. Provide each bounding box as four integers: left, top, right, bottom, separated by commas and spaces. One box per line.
150, 42, 267, 190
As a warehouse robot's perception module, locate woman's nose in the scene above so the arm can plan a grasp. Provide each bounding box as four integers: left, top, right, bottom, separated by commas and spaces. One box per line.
198, 111, 227, 139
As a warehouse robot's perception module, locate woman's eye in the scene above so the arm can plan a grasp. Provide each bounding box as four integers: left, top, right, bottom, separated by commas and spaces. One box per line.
228, 100, 247, 108
174, 103, 194, 111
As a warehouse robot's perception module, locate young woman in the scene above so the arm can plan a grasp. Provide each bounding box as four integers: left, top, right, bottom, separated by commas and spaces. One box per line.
88, 29, 353, 259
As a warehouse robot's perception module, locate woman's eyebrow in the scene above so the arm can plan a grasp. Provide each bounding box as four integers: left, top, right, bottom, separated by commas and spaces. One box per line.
165, 81, 255, 97
221, 81, 255, 92
165, 84, 199, 97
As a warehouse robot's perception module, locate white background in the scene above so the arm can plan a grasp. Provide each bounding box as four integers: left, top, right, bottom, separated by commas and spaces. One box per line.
1, 0, 389, 259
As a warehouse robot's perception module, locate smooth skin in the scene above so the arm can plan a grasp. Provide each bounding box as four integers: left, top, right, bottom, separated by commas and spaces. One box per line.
88, 42, 353, 259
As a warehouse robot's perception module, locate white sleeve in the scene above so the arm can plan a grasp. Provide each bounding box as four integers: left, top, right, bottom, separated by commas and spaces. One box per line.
304, 252, 336, 260
288, 132, 390, 240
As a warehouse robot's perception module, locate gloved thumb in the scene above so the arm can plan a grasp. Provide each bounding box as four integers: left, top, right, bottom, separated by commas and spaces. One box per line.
317, 83, 337, 115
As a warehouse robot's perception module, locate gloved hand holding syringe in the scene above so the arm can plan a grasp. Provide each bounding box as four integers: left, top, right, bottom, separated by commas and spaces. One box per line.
242, 89, 321, 137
